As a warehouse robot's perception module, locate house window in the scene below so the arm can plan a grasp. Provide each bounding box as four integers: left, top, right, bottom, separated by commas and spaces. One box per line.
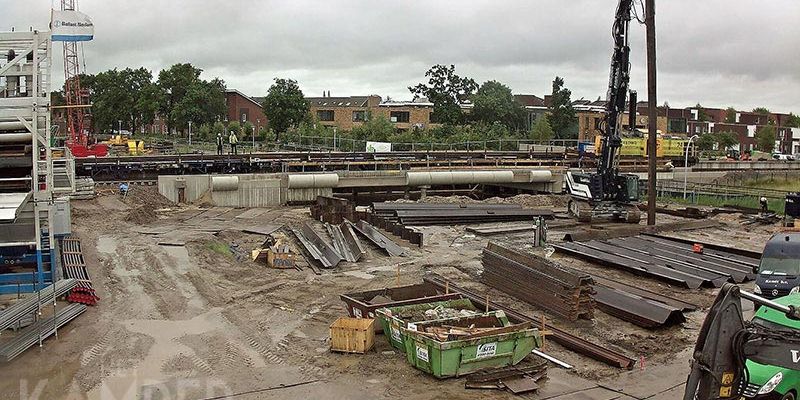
668, 118, 686, 133
317, 110, 335, 122
390, 111, 410, 123
352, 110, 367, 122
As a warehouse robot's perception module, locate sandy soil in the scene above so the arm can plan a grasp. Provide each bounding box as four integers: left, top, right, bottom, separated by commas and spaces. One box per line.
0, 189, 782, 399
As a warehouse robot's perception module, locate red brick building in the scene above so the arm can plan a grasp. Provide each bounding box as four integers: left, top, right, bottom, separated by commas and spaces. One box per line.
225, 89, 268, 133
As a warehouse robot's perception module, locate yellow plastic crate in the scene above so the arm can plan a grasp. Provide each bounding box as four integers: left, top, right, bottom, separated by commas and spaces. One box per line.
330, 317, 375, 354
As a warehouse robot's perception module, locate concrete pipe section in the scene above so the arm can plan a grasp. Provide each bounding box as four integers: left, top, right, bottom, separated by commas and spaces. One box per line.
287, 173, 339, 189
529, 170, 553, 182
211, 176, 239, 191
405, 170, 515, 187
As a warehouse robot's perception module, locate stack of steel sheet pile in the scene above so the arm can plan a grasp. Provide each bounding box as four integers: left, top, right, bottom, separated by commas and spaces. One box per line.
371, 202, 553, 226
310, 196, 356, 224
481, 242, 594, 321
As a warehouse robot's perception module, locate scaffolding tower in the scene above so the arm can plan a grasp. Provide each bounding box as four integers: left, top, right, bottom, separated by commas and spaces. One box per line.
0, 30, 71, 294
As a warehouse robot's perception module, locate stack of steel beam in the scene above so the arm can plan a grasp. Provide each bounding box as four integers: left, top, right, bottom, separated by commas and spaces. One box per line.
0, 303, 87, 362
553, 234, 757, 289
481, 242, 594, 321
310, 196, 355, 224
0, 279, 78, 331
291, 222, 344, 268
372, 202, 553, 226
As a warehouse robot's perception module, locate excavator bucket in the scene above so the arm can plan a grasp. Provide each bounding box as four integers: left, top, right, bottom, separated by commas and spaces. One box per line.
684, 283, 746, 400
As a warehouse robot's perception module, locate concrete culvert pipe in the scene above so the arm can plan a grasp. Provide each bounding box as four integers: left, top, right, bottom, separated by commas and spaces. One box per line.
0, 132, 33, 143
211, 176, 239, 191
529, 170, 553, 183
287, 173, 339, 189
406, 170, 514, 186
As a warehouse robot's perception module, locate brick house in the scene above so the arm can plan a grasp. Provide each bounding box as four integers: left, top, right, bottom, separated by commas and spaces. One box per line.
225, 89, 268, 133
306, 94, 434, 132
306, 95, 382, 131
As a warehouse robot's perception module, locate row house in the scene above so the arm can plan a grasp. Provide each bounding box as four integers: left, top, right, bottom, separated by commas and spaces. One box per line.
307, 94, 435, 132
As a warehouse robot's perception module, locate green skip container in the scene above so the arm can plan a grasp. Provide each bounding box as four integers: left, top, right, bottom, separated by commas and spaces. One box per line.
401, 311, 539, 378
375, 298, 480, 352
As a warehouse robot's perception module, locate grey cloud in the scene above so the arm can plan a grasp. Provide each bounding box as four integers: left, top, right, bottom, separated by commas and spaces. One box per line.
2, 0, 798, 111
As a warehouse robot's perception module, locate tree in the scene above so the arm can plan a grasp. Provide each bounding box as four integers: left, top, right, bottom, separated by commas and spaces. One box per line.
170, 77, 226, 133
528, 115, 554, 142
724, 107, 737, 123
696, 133, 717, 151
157, 63, 202, 133
212, 121, 226, 139
262, 78, 308, 141
548, 77, 578, 139
227, 121, 241, 136
755, 125, 776, 152
243, 121, 254, 139
471, 80, 525, 130
351, 113, 395, 142
716, 131, 739, 150
787, 113, 800, 128
752, 107, 771, 115
90, 67, 161, 134
409, 64, 477, 125
197, 124, 212, 141
695, 103, 710, 122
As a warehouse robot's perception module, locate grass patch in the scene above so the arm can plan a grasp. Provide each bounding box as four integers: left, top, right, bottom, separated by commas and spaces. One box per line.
741, 178, 800, 192
659, 194, 785, 214
205, 241, 233, 257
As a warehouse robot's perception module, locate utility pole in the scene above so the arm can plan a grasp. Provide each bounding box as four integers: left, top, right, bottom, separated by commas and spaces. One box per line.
646, 0, 657, 226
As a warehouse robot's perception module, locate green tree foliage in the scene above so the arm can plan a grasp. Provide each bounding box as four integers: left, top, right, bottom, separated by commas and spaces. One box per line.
197, 124, 212, 141
716, 131, 739, 149
157, 63, 225, 134
90, 67, 161, 133
752, 107, 771, 115
787, 113, 800, 128
696, 132, 739, 152
755, 125, 776, 152
724, 107, 737, 123
409, 64, 477, 125
529, 115, 555, 142
242, 121, 254, 138
471, 80, 526, 130
548, 77, 578, 139
350, 114, 396, 142
212, 121, 226, 139
694, 104, 710, 122
170, 78, 226, 133
262, 78, 308, 140
227, 121, 241, 136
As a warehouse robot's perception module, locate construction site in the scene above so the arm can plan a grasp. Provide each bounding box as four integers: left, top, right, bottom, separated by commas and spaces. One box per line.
2, 2, 800, 400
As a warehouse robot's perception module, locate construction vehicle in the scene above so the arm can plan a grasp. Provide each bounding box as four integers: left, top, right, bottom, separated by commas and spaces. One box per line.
684, 283, 800, 399
566, 0, 641, 223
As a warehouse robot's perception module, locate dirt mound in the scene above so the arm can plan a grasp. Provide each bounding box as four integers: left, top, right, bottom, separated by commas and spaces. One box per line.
124, 205, 159, 225
120, 185, 174, 210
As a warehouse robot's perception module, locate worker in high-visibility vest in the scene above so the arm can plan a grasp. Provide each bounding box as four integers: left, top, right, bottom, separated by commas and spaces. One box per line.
228, 130, 238, 155
216, 133, 224, 155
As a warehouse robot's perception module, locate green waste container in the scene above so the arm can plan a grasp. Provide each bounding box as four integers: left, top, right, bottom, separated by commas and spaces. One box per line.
375, 298, 479, 352
401, 310, 539, 378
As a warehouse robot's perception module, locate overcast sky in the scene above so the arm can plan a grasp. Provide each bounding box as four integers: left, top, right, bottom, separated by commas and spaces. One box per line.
3, 0, 799, 112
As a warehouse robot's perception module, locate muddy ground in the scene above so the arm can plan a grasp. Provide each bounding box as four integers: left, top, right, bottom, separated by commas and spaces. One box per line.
0, 188, 781, 400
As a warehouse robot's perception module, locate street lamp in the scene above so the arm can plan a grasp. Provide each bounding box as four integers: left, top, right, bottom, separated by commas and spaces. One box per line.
683, 134, 700, 200
118, 120, 122, 135
188, 121, 192, 146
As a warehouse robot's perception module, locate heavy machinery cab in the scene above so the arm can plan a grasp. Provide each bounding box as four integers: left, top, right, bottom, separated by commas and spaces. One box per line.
741, 295, 800, 399
755, 233, 800, 300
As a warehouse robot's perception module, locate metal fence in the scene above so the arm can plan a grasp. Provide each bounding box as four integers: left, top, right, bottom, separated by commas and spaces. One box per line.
280, 135, 579, 152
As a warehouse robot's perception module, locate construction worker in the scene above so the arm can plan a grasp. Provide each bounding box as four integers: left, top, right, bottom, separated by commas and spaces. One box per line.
216, 132, 224, 155
228, 130, 238, 155
760, 196, 769, 213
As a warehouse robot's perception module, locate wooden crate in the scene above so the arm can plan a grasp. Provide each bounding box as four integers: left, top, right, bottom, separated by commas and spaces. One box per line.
330, 317, 375, 354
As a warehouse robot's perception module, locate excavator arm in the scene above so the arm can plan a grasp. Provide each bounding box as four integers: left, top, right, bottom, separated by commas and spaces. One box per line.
685, 283, 800, 399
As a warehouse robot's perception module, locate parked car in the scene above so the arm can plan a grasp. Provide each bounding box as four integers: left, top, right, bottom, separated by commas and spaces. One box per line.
773, 153, 796, 161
